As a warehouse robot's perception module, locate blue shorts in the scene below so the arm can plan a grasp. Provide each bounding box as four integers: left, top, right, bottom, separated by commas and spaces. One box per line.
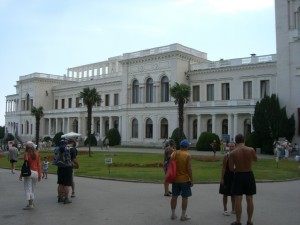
172, 182, 192, 198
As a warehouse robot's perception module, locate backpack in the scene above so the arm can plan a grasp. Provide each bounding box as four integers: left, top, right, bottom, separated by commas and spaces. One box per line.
21, 160, 31, 177
53, 145, 72, 167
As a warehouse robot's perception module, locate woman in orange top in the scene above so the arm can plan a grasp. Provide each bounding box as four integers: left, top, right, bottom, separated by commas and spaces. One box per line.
19, 141, 41, 210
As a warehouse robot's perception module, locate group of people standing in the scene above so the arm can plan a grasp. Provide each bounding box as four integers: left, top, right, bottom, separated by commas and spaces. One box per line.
163, 134, 257, 225
9, 137, 78, 210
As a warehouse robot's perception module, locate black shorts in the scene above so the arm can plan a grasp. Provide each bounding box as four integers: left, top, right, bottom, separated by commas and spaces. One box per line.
10, 160, 17, 163
57, 167, 73, 186
219, 171, 234, 196
232, 171, 256, 196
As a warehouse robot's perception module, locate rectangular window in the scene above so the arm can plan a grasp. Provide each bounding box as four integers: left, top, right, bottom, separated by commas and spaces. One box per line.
221, 83, 230, 100
55, 100, 58, 109
105, 94, 109, 106
22, 100, 25, 111
260, 80, 270, 98
243, 81, 252, 99
61, 99, 65, 109
114, 93, 119, 106
207, 84, 214, 101
68, 98, 72, 108
76, 97, 80, 107
192, 85, 200, 101
97, 95, 102, 106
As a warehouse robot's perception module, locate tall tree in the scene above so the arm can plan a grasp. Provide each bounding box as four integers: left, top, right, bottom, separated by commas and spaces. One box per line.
31, 106, 44, 148
170, 82, 191, 141
79, 87, 101, 157
252, 94, 295, 154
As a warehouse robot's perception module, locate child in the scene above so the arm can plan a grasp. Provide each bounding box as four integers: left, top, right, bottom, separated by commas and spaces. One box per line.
42, 157, 49, 179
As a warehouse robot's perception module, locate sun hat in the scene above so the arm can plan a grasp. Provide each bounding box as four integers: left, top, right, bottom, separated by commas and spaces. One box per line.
25, 141, 37, 149
180, 139, 191, 148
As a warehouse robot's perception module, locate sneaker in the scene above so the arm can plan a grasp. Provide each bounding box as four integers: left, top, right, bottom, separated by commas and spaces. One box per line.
223, 211, 230, 216
180, 215, 191, 221
23, 204, 34, 210
71, 192, 76, 198
231, 222, 242, 225
58, 197, 64, 203
170, 214, 177, 220
64, 198, 72, 204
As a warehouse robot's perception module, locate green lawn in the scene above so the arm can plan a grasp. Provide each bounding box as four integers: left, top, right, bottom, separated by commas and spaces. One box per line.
1, 150, 299, 183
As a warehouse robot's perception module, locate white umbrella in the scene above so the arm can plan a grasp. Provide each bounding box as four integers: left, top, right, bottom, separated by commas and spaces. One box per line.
61, 132, 81, 138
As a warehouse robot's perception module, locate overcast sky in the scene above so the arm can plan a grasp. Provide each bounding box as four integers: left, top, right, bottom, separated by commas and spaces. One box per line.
0, 0, 276, 126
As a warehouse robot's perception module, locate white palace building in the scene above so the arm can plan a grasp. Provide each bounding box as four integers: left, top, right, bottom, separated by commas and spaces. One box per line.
5, 0, 300, 147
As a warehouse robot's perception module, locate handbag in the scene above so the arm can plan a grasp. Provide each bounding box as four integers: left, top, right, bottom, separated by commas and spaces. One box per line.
166, 151, 177, 183
21, 160, 31, 177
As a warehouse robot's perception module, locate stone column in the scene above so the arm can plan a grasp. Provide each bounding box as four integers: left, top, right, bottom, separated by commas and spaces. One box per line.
227, 114, 233, 141
233, 113, 238, 139
197, 114, 202, 138
100, 117, 103, 138
55, 118, 58, 133
109, 117, 113, 130
212, 114, 216, 133
250, 114, 254, 132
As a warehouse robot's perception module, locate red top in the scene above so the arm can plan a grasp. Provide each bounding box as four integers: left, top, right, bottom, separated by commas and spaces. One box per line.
20, 151, 42, 178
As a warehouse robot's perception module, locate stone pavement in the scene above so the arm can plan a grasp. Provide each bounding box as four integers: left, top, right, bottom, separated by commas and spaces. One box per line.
0, 166, 299, 225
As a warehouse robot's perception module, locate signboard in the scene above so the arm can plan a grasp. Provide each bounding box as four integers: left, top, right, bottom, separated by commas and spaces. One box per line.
104, 158, 113, 165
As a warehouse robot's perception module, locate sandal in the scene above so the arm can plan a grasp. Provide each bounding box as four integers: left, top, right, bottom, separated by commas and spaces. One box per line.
164, 193, 171, 197
231, 222, 241, 225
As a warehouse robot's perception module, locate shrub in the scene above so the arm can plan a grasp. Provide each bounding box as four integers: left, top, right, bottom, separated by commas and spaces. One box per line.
105, 128, 121, 146
170, 128, 186, 149
196, 132, 220, 151
43, 136, 52, 142
245, 132, 259, 149
84, 134, 97, 146
3, 133, 15, 142
52, 132, 64, 146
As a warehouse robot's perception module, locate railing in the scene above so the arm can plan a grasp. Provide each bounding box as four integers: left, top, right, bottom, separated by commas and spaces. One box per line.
191, 54, 277, 70
123, 43, 207, 60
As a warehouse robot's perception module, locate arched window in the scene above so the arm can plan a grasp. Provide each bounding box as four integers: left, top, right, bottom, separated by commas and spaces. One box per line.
132, 119, 138, 138
160, 118, 168, 139
161, 76, 169, 102
193, 119, 197, 139
244, 119, 251, 138
207, 119, 212, 133
26, 120, 29, 134
114, 120, 119, 129
26, 94, 30, 110
72, 119, 79, 133
132, 80, 139, 104
105, 120, 109, 135
96, 120, 100, 133
146, 78, 153, 103
145, 118, 153, 138
222, 119, 228, 134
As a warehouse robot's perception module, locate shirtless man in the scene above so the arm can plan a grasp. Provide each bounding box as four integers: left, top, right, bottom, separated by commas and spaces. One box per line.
229, 134, 257, 225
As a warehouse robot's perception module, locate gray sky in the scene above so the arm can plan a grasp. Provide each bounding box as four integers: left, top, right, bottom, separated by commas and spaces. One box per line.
0, 0, 276, 126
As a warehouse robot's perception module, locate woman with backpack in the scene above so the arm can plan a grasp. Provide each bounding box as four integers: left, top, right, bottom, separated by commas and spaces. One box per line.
19, 141, 41, 210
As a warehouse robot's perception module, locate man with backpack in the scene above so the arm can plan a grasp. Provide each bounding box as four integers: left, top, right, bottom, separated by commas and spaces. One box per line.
54, 139, 78, 204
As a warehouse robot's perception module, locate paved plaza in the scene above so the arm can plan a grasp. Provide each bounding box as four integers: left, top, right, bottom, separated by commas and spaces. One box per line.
0, 164, 299, 225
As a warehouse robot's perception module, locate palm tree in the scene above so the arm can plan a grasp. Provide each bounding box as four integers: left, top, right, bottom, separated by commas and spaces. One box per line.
31, 106, 44, 149
170, 82, 191, 141
79, 87, 101, 157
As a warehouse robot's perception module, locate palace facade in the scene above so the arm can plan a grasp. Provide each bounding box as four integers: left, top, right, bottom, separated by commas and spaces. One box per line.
5, 0, 300, 146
